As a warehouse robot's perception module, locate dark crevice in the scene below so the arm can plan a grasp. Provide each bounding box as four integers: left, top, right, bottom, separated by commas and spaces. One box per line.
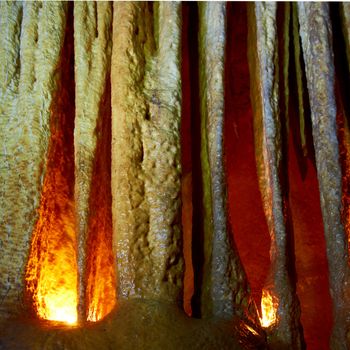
181, 3, 194, 317
276, 2, 297, 286
289, 4, 315, 180
183, 2, 203, 319
330, 3, 350, 260
330, 3, 350, 126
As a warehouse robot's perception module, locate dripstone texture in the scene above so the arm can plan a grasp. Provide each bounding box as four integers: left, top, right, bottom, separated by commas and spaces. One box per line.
298, 3, 350, 349
193, 2, 257, 324
0, 2, 67, 319
248, 3, 303, 348
111, 2, 184, 303
74, 2, 113, 322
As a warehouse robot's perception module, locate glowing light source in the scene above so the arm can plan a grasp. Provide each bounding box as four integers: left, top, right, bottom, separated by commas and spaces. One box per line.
259, 289, 277, 328
25, 168, 78, 325
25, 119, 78, 326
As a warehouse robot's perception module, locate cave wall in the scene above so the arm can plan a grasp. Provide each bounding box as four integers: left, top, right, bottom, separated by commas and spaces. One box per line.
1, 2, 350, 350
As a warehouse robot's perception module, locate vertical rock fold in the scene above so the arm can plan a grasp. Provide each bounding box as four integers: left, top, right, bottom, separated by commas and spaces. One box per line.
74, 1, 113, 322
248, 2, 303, 348
298, 3, 350, 349
111, 2, 183, 303
194, 2, 256, 322
0, 2, 67, 319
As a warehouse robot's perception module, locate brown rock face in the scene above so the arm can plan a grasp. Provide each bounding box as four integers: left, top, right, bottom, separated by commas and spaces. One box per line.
298, 3, 350, 349
73, 2, 113, 322
3, 2, 350, 349
111, 2, 184, 303
0, 2, 68, 318
248, 3, 303, 348
191, 2, 257, 323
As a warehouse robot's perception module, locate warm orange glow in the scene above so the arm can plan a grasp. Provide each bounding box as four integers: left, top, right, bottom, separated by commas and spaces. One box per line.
245, 324, 259, 336
259, 289, 277, 328
25, 140, 78, 325
85, 80, 116, 322
86, 201, 116, 322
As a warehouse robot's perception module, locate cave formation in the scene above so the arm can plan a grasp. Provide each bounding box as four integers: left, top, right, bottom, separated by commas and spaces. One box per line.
1, 2, 350, 350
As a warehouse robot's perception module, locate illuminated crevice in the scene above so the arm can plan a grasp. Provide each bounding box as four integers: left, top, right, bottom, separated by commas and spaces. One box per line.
25, 4, 78, 325
85, 75, 116, 322
181, 3, 194, 317
224, 2, 270, 307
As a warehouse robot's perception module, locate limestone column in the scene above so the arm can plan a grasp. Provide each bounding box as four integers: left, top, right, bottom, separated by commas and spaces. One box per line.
298, 3, 350, 349
192, 2, 257, 323
111, 2, 183, 303
248, 3, 303, 348
0, 2, 67, 318
74, 2, 113, 323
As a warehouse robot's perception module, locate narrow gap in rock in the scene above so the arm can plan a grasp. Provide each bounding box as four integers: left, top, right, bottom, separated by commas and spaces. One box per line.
224, 2, 270, 308
288, 6, 333, 349
181, 3, 194, 318
184, 2, 203, 319
276, 2, 298, 286
331, 3, 350, 263
25, 3, 78, 325
85, 73, 116, 322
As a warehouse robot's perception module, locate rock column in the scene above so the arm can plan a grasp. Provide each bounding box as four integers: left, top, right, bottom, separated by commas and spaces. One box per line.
111, 2, 184, 303
0, 2, 68, 319
74, 1, 113, 323
193, 2, 257, 323
298, 3, 350, 349
248, 3, 303, 348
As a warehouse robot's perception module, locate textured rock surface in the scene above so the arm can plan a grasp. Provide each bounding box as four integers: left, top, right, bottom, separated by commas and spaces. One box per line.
0, 300, 266, 350
111, 2, 183, 303
0, 2, 68, 318
298, 3, 350, 349
73, 2, 113, 322
292, 3, 308, 156
192, 2, 256, 323
248, 3, 303, 348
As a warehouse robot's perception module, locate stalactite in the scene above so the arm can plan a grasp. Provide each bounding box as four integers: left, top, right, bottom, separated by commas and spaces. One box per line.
73, 1, 113, 323
298, 3, 350, 349
0, 2, 68, 319
111, 2, 183, 303
248, 2, 303, 348
192, 2, 257, 324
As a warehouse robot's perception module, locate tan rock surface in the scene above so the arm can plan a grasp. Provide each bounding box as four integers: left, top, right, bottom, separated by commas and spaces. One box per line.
298, 3, 350, 349
0, 2, 67, 319
73, 1, 113, 322
193, 2, 257, 323
248, 3, 303, 348
111, 2, 183, 303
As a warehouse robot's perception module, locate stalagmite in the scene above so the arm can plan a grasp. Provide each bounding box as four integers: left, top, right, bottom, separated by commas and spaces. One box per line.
74, 2, 113, 323
298, 3, 350, 349
111, 2, 184, 303
248, 3, 303, 348
192, 2, 256, 323
0, 2, 68, 319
